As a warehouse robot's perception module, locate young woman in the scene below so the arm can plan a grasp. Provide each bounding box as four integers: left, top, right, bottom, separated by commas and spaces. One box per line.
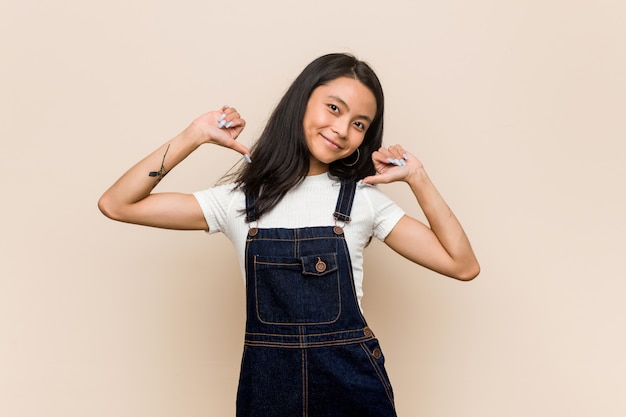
99, 53, 479, 417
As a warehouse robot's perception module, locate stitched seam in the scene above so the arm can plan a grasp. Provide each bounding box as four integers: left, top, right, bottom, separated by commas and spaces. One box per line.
359, 343, 395, 408
245, 328, 369, 338
243, 335, 375, 348
301, 328, 308, 417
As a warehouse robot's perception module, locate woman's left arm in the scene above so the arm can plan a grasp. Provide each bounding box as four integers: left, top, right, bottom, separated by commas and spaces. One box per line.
362, 145, 480, 281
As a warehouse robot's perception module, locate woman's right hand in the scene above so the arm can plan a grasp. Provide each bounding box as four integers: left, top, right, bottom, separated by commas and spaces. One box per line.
188, 105, 250, 159
98, 105, 250, 230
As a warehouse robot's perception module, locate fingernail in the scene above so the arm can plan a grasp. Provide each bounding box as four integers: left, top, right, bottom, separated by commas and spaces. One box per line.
396, 159, 406, 166
218, 113, 227, 122
402, 153, 409, 160
244, 154, 252, 164
225, 121, 234, 128
217, 120, 226, 128
386, 158, 395, 164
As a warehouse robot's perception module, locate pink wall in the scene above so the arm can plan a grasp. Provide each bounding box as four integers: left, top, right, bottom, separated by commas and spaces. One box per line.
2, 0, 625, 416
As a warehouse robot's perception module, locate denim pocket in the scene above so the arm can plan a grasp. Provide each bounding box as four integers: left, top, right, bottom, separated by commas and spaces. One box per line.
253, 253, 341, 325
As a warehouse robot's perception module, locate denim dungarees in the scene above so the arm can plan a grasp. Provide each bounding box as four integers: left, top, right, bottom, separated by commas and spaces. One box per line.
236, 180, 397, 417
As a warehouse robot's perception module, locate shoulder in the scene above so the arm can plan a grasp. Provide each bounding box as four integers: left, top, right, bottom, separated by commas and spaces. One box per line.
193, 182, 244, 214
354, 183, 405, 240
354, 182, 398, 210
193, 182, 247, 234
194, 182, 239, 200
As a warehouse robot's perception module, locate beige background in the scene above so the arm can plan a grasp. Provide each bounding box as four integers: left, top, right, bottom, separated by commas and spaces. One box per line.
2, 0, 625, 416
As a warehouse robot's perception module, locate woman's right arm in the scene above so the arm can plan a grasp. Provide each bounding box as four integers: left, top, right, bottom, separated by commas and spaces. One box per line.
97, 106, 248, 231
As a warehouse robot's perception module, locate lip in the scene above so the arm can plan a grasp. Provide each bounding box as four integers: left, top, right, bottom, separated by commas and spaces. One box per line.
320, 134, 342, 150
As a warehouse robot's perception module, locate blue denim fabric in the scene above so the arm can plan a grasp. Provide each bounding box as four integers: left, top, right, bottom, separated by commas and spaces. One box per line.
236, 181, 397, 417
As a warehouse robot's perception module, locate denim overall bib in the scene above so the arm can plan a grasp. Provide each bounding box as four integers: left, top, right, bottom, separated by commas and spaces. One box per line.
236, 180, 397, 417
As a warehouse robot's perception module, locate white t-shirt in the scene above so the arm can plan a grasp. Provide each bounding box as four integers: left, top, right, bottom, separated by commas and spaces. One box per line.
193, 173, 405, 305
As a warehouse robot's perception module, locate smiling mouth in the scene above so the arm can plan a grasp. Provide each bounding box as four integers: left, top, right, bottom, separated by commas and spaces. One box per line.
321, 134, 342, 150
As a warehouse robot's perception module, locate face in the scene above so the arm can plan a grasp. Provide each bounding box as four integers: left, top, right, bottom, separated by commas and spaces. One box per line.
302, 77, 377, 175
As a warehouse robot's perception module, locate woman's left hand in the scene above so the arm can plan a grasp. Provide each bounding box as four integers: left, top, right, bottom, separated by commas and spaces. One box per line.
366, 144, 480, 281
361, 145, 424, 185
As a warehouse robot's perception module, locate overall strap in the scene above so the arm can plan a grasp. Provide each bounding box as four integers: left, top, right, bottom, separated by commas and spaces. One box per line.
333, 179, 357, 223
245, 191, 257, 223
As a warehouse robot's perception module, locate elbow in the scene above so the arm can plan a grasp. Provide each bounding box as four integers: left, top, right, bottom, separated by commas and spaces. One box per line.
98, 193, 121, 221
454, 261, 480, 282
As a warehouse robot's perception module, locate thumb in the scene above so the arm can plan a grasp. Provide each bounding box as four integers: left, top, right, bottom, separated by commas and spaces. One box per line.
360, 172, 392, 186
230, 141, 252, 162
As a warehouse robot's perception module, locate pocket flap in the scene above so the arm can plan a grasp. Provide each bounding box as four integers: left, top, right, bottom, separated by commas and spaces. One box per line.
301, 253, 338, 277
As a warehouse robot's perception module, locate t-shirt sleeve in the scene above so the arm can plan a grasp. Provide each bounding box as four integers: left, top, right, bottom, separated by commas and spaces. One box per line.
192, 183, 237, 235
363, 186, 406, 241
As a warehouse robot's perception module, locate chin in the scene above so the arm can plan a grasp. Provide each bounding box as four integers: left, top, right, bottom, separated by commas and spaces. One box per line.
324, 155, 344, 164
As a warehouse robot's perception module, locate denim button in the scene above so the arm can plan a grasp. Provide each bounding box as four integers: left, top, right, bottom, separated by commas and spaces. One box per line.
248, 228, 258, 237
333, 226, 343, 235
372, 348, 382, 359
363, 327, 373, 337
315, 258, 327, 273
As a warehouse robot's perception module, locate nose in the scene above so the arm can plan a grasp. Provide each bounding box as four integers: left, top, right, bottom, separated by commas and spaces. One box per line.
331, 117, 349, 139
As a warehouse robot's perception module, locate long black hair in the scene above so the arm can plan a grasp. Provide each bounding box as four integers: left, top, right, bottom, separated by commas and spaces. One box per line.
231, 53, 385, 220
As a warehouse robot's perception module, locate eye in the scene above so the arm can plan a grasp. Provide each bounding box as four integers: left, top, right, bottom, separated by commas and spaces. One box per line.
353, 121, 366, 131
328, 104, 340, 112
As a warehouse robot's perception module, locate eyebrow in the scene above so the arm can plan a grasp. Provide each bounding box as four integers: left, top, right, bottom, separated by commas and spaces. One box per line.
328, 95, 373, 124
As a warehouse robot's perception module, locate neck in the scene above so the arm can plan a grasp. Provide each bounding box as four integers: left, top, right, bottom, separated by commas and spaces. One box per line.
308, 159, 329, 176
